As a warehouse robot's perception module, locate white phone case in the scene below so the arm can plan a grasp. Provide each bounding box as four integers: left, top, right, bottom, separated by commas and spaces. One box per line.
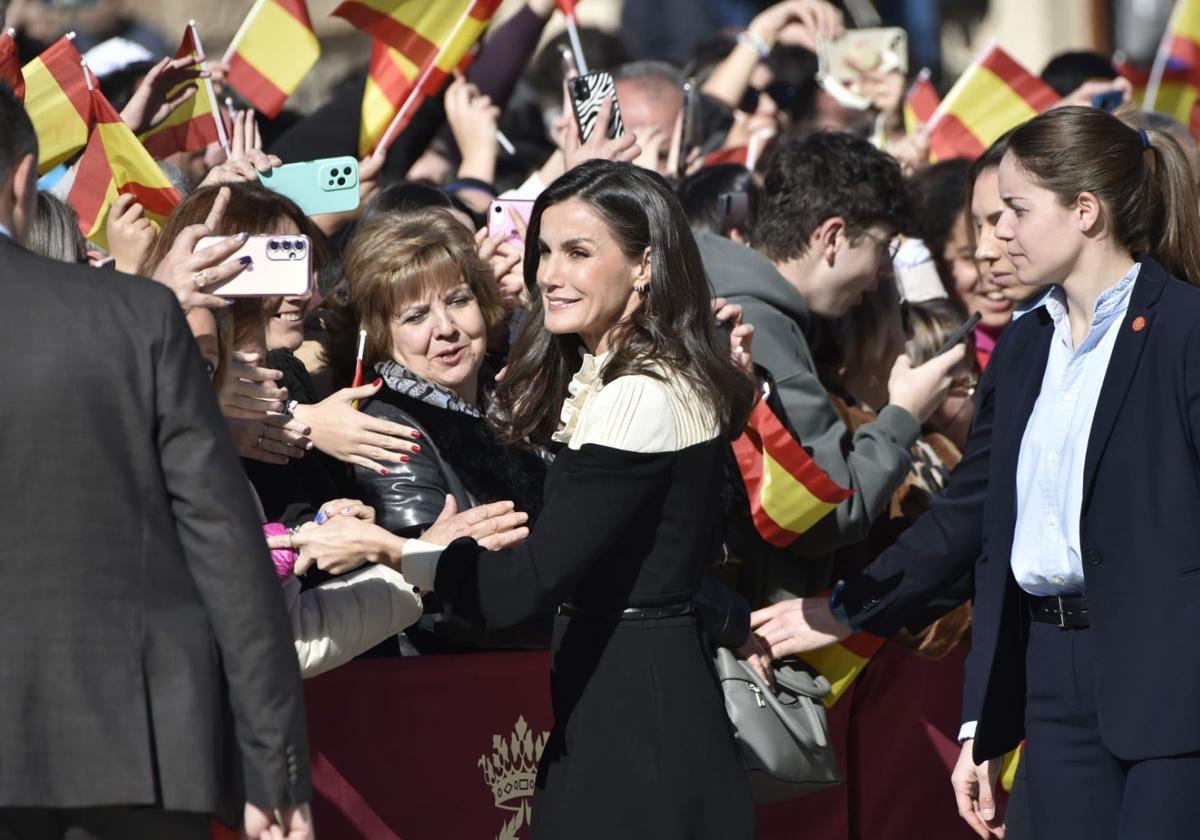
194, 234, 312, 297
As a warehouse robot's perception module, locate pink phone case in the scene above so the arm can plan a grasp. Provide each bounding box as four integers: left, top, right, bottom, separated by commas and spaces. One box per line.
194, 234, 312, 297
487, 200, 534, 245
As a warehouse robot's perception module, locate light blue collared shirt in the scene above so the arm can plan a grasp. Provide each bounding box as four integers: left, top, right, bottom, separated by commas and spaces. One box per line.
1011, 264, 1140, 596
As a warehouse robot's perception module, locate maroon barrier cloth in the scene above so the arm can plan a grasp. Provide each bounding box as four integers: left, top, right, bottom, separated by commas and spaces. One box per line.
301, 650, 980, 839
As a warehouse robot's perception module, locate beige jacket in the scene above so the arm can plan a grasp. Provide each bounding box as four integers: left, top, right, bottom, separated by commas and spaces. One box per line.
281, 565, 423, 678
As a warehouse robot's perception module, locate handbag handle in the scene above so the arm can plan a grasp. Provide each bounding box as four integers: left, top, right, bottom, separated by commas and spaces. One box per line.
733, 658, 831, 748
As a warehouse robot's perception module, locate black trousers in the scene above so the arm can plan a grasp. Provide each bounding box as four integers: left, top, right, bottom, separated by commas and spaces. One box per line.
1024, 620, 1200, 840
0, 807, 209, 840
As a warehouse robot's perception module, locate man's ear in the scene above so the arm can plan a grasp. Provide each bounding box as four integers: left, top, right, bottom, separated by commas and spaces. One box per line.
10, 153, 38, 244
813, 216, 846, 266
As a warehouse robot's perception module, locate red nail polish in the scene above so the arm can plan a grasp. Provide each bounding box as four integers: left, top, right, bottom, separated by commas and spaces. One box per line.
411, 430, 422, 439
379, 467, 389, 476
399, 455, 410, 463
411, 444, 421, 454
372, 377, 382, 387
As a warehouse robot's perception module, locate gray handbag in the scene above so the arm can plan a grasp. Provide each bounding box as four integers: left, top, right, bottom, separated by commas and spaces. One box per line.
714, 647, 843, 802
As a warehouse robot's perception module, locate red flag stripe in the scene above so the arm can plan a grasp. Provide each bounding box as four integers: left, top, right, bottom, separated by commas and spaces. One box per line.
1167, 33, 1200, 70
0, 32, 23, 100
369, 43, 416, 106
274, 0, 317, 29
141, 116, 214, 158
37, 38, 91, 122
69, 130, 113, 234
225, 52, 288, 118
929, 111, 987, 160
838, 631, 887, 660
907, 80, 940, 124
978, 46, 1059, 112
748, 401, 854, 505
334, 3, 442, 67
122, 182, 183, 217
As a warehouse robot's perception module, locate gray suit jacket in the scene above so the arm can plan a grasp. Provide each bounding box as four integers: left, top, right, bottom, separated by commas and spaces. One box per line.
0, 238, 310, 824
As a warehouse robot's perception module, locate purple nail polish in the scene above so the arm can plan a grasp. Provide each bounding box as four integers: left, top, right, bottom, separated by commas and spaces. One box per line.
238, 255, 253, 267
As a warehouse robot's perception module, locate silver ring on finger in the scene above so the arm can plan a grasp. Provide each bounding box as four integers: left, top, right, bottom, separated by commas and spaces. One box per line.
192, 270, 209, 289
256, 434, 264, 449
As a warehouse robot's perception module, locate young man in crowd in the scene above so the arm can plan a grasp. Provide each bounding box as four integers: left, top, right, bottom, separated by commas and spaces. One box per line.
0, 83, 313, 840
699, 131, 966, 601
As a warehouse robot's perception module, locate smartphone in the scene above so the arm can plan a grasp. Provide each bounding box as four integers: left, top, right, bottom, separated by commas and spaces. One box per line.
1091, 90, 1124, 112
488, 199, 534, 245
936, 312, 982, 356
677, 79, 699, 179
258, 156, 360, 217
817, 27, 908, 111
569, 71, 625, 143
194, 234, 312, 297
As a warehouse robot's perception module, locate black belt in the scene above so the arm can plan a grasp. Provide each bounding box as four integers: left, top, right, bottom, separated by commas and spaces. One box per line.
1028, 594, 1089, 629
557, 602, 693, 621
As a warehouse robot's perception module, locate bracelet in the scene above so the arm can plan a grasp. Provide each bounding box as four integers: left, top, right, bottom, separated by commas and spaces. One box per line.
283, 399, 299, 416
737, 30, 771, 63
443, 177, 497, 197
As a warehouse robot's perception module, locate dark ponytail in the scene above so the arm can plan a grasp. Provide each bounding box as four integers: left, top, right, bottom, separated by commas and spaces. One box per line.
1006, 106, 1200, 285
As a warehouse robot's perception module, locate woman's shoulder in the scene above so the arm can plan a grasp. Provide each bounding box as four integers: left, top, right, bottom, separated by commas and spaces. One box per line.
572, 369, 719, 453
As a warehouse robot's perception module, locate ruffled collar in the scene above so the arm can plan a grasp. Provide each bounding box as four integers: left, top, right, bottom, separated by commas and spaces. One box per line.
551, 350, 610, 444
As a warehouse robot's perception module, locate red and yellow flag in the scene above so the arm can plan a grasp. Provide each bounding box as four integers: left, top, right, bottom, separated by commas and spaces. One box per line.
798, 630, 887, 706
333, 0, 502, 156
1, 28, 23, 101
140, 21, 226, 159
68, 82, 181, 248
22, 35, 91, 173
224, 0, 320, 118
1160, 0, 1200, 72
903, 67, 940, 135
731, 397, 854, 548
1117, 59, 1200, 139
926, 42, 1059, 160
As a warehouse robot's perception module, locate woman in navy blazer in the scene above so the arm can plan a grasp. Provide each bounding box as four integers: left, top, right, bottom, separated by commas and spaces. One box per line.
754, 106, 1200, 840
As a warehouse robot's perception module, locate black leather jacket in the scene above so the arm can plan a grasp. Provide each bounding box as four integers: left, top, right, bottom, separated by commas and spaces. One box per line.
353, 363, 547, 539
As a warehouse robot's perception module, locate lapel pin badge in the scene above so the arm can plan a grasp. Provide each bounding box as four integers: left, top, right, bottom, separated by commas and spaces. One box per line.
1132, 315, 1146, 333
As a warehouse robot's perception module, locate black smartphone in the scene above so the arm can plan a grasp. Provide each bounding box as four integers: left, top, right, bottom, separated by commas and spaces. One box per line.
936, 312, 982, 356
677, 79, 698, 179
1091, 90, 1124, 112
569, 71, 625, 142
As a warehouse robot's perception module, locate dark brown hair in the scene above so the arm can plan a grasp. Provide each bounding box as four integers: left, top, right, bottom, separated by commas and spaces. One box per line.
139, 183, 327, 349
1005, 106, 1200, 284
494, 160, 754, 445
325, 207, 502, 379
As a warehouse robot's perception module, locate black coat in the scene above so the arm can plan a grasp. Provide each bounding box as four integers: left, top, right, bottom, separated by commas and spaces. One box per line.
0, 238, 309, 823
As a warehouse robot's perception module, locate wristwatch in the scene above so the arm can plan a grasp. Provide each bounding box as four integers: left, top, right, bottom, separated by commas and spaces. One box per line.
828, 580, 861, 632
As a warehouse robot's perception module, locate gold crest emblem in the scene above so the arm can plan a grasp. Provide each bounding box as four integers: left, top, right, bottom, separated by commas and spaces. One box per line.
479, 715, 549, 840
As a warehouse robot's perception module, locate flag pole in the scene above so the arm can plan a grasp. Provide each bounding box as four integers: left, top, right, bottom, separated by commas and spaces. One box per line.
1146, 0, 1184, 111
564, 13, 589, 76
373, 2, 476, 158
223, 0, 267, 66
80, 58, 94, 92
188, 20, 231, 156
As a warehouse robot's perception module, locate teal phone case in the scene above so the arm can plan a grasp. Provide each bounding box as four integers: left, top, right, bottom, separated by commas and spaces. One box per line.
258, 156, 360, 217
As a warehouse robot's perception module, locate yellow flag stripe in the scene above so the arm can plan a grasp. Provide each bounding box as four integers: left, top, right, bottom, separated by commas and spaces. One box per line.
22, 57, 89, 171
798, 644, 871, 707
237, 0, 319, 93
942, 64, 1038, 149
97, 122, 176, 190
758, 449, 842, 536
1154, 80, 1198, 126
353, 0, 473, 43
435, 17, 488, 71
1174, 0, 1200, 44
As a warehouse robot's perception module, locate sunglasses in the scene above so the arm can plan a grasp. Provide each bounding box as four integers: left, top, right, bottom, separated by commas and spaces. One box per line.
737, 81, 799, 114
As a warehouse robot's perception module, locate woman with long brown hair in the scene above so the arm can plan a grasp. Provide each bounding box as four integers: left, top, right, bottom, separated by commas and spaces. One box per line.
295, 159, 758, 837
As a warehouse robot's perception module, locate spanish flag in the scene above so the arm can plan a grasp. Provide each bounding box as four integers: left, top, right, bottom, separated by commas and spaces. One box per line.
140, 21, 227, 159
22, 35, 91, 173
926, 41, 1059, 160
797, 630, 887, 707
1, 28, 23, 101
224, 0, 320, 118
731, 397, 853, 548
333, 0, 502, 156
68, 81, 181, 249
1117, 59, 1200, 139
1159, 0, 1200, 72
903, 67, 940, 135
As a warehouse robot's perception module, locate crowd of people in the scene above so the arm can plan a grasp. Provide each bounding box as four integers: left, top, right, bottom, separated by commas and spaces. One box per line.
2, 0, 1197, 838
